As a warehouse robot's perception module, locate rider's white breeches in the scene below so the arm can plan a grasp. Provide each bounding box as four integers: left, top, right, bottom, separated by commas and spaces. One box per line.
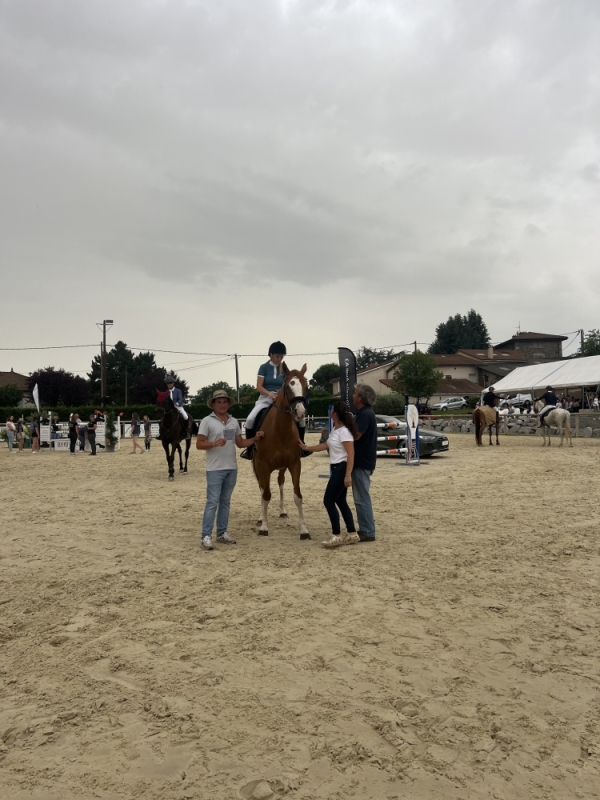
245, 395, 305, 428
176, 406, 189, 421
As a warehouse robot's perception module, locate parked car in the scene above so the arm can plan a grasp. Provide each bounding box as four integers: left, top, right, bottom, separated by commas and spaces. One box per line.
431, 397, 468, 411
319, 414, 449, 457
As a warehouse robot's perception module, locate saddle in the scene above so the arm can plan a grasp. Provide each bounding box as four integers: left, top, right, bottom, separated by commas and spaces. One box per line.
253, 405, 272, 433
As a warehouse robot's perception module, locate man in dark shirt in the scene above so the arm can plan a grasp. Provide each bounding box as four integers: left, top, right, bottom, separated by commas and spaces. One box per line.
351, 384, 378, 543
537, 386, 557, 427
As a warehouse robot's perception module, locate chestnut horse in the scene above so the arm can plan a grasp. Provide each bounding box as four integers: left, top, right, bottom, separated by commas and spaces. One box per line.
473, 403, 500, 446
253, 364, 310, 539
155, 390, 194, 481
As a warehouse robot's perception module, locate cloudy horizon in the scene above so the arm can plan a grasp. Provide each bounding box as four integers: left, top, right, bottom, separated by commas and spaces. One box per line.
1, 0, 599, 391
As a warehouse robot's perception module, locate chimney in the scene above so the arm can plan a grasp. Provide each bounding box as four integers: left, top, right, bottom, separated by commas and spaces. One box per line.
487, 346, 493, 359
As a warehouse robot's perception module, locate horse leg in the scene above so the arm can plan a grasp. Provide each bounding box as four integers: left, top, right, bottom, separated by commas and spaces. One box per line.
290, 461, 310, 540
177, 443, 184, 471
488, 425, 493, 445
495, 421, 500, 445
183, 438, 191, 473
278, 469, 288, 518
162, 439, 174, 480
254, 463, 271, 535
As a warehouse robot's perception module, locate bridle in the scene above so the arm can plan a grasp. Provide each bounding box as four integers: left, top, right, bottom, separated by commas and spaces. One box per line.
274, 380, 308, 418
155, 400, 181, 435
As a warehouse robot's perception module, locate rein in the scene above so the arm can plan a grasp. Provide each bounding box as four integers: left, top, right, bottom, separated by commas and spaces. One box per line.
274, 383, 307, 416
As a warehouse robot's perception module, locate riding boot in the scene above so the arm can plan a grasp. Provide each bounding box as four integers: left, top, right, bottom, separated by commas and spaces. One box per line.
184, 418, 191, 439
298, 423, 311, 457
240, 425, 255, 460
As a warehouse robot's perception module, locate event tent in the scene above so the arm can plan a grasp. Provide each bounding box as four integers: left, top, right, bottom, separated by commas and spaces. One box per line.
491, 355, 600, 394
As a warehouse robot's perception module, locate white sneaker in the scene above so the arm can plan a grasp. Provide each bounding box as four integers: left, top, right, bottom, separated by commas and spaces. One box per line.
216, 532, 236, 544
343, 532, 359, 545
322, 534, 344, 548
201, 536, 214, 550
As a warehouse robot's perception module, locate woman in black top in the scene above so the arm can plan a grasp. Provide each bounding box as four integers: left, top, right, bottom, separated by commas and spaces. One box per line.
68, 413, 80, 455
143, 415, 152, 451
30, 418, 40, 453
87, 415, 98, 456
130, 412, 144, 454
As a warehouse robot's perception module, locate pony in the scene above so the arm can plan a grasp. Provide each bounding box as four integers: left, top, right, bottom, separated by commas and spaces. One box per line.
534, 400, 572, 447
473, 403, 500, 446
253, 363, 310, 539
155, 390, 194, 480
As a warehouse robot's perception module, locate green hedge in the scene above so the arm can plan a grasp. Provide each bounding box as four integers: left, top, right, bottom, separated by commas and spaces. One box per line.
0, 397, 337, 422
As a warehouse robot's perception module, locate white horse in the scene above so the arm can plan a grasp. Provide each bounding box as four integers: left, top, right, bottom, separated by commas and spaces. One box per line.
534, 400, 572, 447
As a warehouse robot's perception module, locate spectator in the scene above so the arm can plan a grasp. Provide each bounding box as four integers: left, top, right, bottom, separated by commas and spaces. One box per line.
299, 401, 360, 548
51, 416, 60, 440
196, 389, 264, 550
68, 413, 80, 455
143, 415, 152, 451
87, 414, 98, 456
30, 417, 40, 453
78, 418, 87, 452
6, 416, 16, 453
571, 397, 580, 413
16, 418, 25, 452
593, 395, 599, 410
130, 412, 145, 454
350, 383, 378, 543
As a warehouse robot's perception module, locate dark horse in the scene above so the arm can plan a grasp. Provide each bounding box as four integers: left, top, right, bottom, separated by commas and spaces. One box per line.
155, 390, 196, 481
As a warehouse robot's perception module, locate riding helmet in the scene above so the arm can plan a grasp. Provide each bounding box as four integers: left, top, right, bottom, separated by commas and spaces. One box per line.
165, 374, 176, 383
268, 341, 287, 356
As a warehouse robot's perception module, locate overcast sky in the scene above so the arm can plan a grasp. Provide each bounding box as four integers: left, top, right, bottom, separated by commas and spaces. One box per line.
1, 0, 598, 391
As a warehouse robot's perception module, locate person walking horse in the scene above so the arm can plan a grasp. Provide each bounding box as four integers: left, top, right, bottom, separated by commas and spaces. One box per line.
536, 386, 558, 428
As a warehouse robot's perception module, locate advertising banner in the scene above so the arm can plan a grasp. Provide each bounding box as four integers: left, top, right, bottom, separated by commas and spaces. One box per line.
405, 404, 420, 465
338, 347, 357, 413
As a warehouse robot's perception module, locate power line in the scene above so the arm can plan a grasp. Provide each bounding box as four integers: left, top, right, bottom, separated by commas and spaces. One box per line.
0, 344, 100, 351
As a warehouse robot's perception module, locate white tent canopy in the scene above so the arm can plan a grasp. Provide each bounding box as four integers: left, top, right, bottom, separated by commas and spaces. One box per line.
491, 356, 600, 395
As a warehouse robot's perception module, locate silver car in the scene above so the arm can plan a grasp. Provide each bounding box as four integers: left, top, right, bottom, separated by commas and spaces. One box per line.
431, 397, 468, 411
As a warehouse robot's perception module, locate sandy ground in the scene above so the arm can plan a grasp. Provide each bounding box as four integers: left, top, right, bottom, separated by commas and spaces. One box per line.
1, 434, 599, 800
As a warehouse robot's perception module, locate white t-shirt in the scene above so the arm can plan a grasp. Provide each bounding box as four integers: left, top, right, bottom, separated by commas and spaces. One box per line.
199, 412, 241, 471
327, 425, 354, 464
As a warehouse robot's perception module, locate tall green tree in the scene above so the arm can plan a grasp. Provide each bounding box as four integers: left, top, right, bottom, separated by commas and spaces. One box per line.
583, 329, 600, 356
28, 368, 91, 406
392, 351, 443, 403
0, 384, 23, 406
428, 310, 490, 354
309, 363, 339, 392
192, 381, 236, 404
356, 347, 397, 370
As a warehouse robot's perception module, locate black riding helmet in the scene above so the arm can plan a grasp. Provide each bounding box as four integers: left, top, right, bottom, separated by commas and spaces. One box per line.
268, 341, 287, 356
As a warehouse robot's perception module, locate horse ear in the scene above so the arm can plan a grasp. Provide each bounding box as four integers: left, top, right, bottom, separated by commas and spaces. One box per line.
282, 362, 289, 376
300, 363, 307, 375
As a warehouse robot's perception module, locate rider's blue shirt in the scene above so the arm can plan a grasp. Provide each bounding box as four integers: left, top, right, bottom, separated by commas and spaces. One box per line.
258, 361, 285, 393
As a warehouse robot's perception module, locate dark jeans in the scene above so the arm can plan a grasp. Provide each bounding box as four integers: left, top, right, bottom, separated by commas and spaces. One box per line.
68, 434, 77, 454
323, 462, 356, 535
88, 432, 96, 455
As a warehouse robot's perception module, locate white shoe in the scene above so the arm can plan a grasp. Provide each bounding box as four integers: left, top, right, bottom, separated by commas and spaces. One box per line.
342, 532, 359, 545
322, 534, 344, 548
216, 532, 236, 544
201, 536, 214, 550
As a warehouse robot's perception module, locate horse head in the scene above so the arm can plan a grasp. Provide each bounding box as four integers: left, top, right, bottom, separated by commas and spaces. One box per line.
155, 388, 173, 418
281, 363, 308, 423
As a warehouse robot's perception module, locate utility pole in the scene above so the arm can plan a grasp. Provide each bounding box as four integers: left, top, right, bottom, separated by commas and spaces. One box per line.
580, 328, 585, 357
125, 366, 128, 407
96, 319, 114, 409
414, 341, 417, 353
234, 354, 240, 404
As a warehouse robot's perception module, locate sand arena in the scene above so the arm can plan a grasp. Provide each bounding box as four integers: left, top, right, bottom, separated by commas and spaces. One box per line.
0, 434, 599, 800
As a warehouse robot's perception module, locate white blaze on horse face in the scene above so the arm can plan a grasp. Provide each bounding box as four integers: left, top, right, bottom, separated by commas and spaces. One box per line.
288, 377, 306, 420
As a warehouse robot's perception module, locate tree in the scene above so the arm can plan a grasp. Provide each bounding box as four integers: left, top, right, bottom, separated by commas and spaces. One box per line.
428, 310, 490, 354
0, 384, 23, 406
27, 368, 91, 406
392, 351, 443, 403
583, 329, 600, 356
309, 363, 339, 392
238, 383, 259, 403
192, 381, 236, 404
356, 347, 397, 370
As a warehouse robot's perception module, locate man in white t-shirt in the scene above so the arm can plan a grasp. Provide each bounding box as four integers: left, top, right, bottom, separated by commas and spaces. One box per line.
196, 389, 264, 550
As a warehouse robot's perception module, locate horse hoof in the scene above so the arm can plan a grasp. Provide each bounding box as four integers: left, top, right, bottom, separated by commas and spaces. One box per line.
279, 513, 288, 518
168, 476, 174, 482
258, 531, 269, 536
300, 533, 311, 541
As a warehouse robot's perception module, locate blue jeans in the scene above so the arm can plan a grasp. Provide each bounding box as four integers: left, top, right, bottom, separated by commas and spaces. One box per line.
202, 469, 238, 538
351, 468, 375, 538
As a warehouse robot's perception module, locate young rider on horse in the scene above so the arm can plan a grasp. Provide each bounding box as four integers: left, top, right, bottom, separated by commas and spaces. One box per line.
537, 385, 558, 428
241, 341, 308, 459
165, 374, 191, 438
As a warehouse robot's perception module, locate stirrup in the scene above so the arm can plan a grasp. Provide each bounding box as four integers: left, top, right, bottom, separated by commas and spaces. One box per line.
240, 445, 254, 460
